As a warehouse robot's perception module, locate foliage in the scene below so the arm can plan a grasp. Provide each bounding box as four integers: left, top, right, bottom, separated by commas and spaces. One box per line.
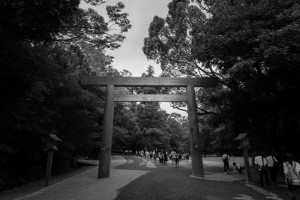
0, 0, 131, 48
0, 2, 190, 189
112, 66, 190, 153
115, 101, 190, 153
143, 0, 300, 155
0, 43, 103, 190
166, 115, 190, 152
0, 0, 132, 191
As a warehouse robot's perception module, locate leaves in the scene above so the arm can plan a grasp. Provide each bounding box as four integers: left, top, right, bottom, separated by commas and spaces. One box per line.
0, 0, 131, 49
143, 0, 300, 154
0, 0, 131, 190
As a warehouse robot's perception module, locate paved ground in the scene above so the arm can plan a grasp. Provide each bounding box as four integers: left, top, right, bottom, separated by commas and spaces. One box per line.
115, 156, 290, 200
0, 156, 147, 200
0, 155, 292, 200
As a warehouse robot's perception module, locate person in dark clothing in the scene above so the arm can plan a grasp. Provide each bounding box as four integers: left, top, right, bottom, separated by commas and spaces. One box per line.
233, 162, 245, 174
163, 152, 168, 165
222, 153, 230, 173
185, 153, 189, 162
266, 152, 279, 182
255, 151, 270, 188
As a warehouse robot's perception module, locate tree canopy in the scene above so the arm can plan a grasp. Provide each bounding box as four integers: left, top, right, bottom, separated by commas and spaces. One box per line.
0, 0, 133, 191
0, 2, 191, 190
0, 0, 131, 48
143, 0, 300, 156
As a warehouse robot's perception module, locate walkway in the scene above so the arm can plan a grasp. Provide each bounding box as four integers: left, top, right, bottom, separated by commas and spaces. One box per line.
0, 156, 148, 200
0, 155, 290, 200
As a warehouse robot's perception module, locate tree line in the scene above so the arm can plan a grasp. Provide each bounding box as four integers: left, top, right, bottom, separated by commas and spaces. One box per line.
0, 1, 189, 191
143, 0, 300, 157
1, 0, 299, 192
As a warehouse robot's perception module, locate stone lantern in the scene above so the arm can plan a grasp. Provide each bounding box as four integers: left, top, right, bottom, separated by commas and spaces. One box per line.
45, 134, 62, 186
234, 133, 251, 182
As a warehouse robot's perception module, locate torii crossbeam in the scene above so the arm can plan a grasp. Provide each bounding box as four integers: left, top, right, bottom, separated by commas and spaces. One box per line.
81, 75, 218, 178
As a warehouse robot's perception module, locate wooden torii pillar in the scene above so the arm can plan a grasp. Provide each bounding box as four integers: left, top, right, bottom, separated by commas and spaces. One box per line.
81, 76, 218, 178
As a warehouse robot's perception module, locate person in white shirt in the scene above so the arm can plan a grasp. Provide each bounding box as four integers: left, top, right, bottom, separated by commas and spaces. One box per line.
255, 151, 270, 188
266, 153, 279, 182
222, 153, 230, 173
283, 153, 300, 199
140, 150, 144, 160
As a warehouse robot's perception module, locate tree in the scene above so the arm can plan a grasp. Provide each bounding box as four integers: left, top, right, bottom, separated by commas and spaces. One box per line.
0, 43, 107, 190
166, 113, 190, 152
143, 0, 224, 80
0, 0, 131, 49
0, 0, 132, 190
143, 0, 300, 154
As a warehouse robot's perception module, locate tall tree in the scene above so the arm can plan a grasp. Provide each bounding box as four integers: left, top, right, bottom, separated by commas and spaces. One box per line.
0, 0, 131, 48
166, 113, 190, 152
143, 0, 300, 154
0, 0, 132, 190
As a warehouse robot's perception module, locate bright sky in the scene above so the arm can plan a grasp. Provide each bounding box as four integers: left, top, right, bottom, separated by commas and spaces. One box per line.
80, 0, 187, 116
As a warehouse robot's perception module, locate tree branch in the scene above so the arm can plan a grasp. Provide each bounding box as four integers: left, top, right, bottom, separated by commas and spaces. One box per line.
171, 104, 187, 112
171, 104, 218, 116
197, 0, 211, 13
197, 108, 218, 115
193, 60, 230, 86
54, 33, 84, 42
191, 60, 214, 77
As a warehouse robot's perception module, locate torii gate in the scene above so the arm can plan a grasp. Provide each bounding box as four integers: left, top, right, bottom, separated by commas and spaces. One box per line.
81, 75, 218, 178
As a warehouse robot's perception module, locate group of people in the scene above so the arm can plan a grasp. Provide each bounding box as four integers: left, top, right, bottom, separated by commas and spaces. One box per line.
221, 153, 245, 174
254, 151, 279, 188
221, 151, 280, 185
137, 149, 190, 167
136, 149, 300, 198
255, 151, 300, 199
222, 151, 300, 199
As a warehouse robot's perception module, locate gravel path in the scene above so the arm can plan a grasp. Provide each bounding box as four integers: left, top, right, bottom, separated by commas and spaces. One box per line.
0, 156, 147, 200
0, 155, 291, 200
115, 156, 290, 200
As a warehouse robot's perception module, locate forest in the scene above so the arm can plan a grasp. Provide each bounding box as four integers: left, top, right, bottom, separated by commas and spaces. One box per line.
1, 0, 300, 191
143, 0, 300, 156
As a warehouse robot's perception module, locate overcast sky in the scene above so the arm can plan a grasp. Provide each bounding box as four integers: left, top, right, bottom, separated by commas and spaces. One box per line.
80, 0, 187, 116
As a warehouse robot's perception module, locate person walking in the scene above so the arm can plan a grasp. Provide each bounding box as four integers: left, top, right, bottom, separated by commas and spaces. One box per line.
222, 153, 230, 173
178, 153, 182, 162
266, 152, 279, 182
140, 150, 144, 160
283, 153, 300, 200
158, 152, 163, 165
145, 150, 150, 161
185, 153, 189, 162
175, 152, 180, 167
153, 150, 157, 162
171, 151, 176, 167
163, 152, 168, 165
255, 151, 270, 188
